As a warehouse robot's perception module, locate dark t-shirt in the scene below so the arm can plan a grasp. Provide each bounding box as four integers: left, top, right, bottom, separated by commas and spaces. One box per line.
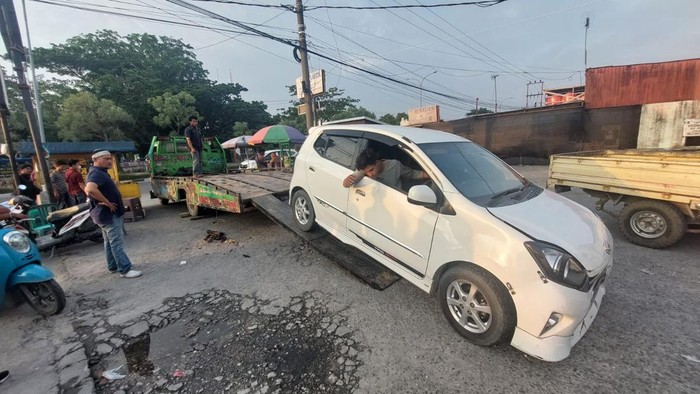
86, 166, 124, 225
255, 154, 268, 168
18, 174, 41, 201
184, 125, 203, 151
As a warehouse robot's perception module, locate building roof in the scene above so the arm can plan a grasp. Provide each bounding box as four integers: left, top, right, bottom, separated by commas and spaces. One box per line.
15, 141, 136, 155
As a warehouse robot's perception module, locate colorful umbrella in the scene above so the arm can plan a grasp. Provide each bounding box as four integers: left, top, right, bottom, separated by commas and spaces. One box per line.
221, 135, 253, 149
248, 125, 306, 145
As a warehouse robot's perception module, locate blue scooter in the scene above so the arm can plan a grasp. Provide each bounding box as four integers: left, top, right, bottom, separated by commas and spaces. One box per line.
0, 217, 66, 316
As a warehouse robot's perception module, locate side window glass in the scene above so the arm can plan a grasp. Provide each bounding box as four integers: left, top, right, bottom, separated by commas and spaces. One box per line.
315, 133, 360, 169
361, 137, 427, 194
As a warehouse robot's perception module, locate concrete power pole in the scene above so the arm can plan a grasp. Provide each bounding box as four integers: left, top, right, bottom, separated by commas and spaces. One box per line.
584, 17, 590, 71
491, 74, 499, 113
0, 68, 21, 191
0, 0, 54, 201
295, 0, 314, 130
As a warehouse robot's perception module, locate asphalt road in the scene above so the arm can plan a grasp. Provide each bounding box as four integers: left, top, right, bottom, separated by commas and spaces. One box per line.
0, 167, 698, 393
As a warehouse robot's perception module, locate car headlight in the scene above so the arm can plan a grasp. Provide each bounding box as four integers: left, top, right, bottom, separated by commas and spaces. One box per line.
524, 241, 588, 290
3, 231, 31, 253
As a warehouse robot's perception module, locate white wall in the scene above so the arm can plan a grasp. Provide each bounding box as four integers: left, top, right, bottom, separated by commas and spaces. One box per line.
638, 100, 700, 149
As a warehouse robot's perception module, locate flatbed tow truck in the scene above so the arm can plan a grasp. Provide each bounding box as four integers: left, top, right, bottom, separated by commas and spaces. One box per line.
147, 135, 400, 289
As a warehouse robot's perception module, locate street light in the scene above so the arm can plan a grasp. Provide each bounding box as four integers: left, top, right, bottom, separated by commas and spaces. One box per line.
499, 97, 514, 111
419, 70, 437, 107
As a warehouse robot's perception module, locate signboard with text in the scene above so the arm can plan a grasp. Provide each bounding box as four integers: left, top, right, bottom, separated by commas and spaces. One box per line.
683, 119, 700, 137
296, 69, 326, 99
407, 105, 440, 125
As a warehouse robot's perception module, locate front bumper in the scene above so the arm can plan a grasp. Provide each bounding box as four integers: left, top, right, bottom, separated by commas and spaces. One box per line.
510, 279, 607, 362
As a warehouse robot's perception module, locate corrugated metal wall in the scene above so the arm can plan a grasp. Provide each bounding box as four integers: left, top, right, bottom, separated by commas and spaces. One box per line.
585, 59, 700, 109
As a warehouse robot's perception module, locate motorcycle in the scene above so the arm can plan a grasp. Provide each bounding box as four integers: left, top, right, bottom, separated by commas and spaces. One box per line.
8, 191, 102, 252
0, 216, 66, 315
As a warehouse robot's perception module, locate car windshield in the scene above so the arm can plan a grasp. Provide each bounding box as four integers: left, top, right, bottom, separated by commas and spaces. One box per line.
419, 142, 528, 207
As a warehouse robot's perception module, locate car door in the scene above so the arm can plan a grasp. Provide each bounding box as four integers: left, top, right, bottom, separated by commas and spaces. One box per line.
345, 136, 439, 277
304, 130, 363, 233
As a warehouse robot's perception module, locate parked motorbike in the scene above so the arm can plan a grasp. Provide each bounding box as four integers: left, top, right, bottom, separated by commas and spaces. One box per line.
8, 190, 102, 252
0, 216, 66, 315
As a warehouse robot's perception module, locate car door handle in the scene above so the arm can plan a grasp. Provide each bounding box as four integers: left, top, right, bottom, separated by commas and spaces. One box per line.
355, 189, 365, 197
309, 166, 315, 172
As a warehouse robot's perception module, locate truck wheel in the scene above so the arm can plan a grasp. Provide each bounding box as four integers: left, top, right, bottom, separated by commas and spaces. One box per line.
292, 190, 316, 231
159, 198, 170, 205
618, 200, 687, 248
187, 200, 200, 217
437, 265, 516, 346
19, 279, 66, 316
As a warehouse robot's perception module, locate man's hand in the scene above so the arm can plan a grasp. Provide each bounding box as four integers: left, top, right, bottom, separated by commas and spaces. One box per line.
342, 174, 356, 188
99, 201, 118, 212
190, 147, 196, 154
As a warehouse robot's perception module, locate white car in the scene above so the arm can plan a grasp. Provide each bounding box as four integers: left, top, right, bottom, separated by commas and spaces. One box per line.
240, 149, 297, 169
289, 125, 613, 362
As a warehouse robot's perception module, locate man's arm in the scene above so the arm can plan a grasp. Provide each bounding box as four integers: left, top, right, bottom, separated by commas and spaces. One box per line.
85, 182, 118, 212
399, 163, 429, 180
184, 128, 196, 153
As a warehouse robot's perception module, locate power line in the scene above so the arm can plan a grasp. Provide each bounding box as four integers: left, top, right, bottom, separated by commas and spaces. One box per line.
191, 0, 508, 10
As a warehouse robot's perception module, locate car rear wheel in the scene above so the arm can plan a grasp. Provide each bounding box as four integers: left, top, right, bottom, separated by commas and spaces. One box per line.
292, 190, 316, 232
438, 265, 516, 346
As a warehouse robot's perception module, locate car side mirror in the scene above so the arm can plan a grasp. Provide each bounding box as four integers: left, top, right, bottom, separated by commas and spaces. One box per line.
407, 185, 437, 206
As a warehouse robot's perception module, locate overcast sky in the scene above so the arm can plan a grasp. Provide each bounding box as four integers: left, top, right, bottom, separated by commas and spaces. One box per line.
15, 0, 700, 121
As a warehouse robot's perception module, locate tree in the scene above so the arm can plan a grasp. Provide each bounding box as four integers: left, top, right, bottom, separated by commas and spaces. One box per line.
329, 106, 376, 121
33, 30, 273, 152
379, 112, 408, 125
232, 121, 250, 137
148, 91, 198, 135
56, 92, 133, 141
275, 86, 367, 130
467, 107, 494, 116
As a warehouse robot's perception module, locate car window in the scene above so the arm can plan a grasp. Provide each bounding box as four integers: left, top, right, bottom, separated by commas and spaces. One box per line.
314, 133, 360, 169
361, 136, 428, 194
420, 142, 535, 207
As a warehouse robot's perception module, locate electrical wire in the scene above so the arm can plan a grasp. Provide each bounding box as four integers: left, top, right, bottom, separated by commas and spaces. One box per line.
190, 0, 508, 10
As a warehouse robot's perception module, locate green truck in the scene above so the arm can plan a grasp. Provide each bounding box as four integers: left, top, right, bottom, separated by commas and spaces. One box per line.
148, 136, 292, 216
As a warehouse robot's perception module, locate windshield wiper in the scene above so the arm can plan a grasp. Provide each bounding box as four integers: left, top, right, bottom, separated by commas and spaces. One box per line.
488, 185, 526, 206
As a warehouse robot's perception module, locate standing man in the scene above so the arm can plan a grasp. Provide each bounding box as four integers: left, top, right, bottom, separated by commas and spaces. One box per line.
85, 150, 142, 279
17, 164, 41, 204
50, 160, 72, 208
65, 160, 87, 204
184, 115, 203, 178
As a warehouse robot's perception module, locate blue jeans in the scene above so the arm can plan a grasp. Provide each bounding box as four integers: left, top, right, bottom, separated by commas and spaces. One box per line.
98, 216, 132, 273
192, 150, 202, 176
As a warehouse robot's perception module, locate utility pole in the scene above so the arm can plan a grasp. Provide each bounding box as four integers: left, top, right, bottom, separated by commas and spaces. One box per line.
295, 0, 314, 130
419, 70, 437, 107
491, 74, 499, 113
0, 68, 21, 191
21, 0, 45, 142
0, 0, 54, 201
584, 17, 590, 70
475, 98, 479, 113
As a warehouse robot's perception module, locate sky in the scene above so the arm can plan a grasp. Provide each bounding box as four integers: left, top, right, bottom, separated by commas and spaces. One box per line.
12, 0, 700, 121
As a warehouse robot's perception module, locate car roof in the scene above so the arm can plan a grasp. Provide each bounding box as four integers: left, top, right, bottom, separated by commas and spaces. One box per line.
309, 124, 468, 145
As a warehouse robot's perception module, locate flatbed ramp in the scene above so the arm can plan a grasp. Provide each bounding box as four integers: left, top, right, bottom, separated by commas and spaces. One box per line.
251, 194, 401, 290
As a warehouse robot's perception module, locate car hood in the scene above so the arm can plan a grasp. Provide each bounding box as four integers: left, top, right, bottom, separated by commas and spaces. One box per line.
487, 189, 612, 272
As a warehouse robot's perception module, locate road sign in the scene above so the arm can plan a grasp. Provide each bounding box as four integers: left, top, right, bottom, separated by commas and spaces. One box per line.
296, 69, 326, 99
297, 104, 307, 115
407, 105, 440, 125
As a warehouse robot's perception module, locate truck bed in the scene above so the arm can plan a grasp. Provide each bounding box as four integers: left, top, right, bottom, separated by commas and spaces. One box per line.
547, 148, 700, 205
151, 170, 293, 213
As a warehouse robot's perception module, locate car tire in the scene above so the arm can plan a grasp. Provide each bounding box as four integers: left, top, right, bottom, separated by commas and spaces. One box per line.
437, 265, 516, 346
618, 199, 687, 249
292, 189, 316, 232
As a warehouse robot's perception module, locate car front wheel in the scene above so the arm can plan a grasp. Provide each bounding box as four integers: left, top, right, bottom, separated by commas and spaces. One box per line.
292, 189, 316, 232
438, 265, 516, 346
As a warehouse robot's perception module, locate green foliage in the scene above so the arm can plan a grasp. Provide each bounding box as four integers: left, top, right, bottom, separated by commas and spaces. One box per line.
275, 86, 372, 129
329, 106, 376, 121
467, 107, 494, 116
231, 121, 250, 137
56, 92, 133, 141
148, 91, 198, 134
33, 30, 273, 151
378, 112, 408, 125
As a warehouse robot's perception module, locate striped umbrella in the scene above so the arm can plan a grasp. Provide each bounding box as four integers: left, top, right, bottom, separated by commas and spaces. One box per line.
248, 125, 306, 145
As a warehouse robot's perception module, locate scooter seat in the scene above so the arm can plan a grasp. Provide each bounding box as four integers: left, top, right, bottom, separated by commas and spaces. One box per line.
47, 203, 90, 222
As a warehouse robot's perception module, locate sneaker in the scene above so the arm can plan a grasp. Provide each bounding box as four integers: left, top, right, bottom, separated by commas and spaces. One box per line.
120, 270, 142, 279
0, 370, 9, 384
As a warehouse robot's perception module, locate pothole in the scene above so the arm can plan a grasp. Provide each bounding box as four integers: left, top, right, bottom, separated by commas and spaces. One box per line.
73, 290, 362, 393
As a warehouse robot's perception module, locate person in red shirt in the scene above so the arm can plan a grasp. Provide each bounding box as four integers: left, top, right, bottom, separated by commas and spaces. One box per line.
65, 159, 87, 204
